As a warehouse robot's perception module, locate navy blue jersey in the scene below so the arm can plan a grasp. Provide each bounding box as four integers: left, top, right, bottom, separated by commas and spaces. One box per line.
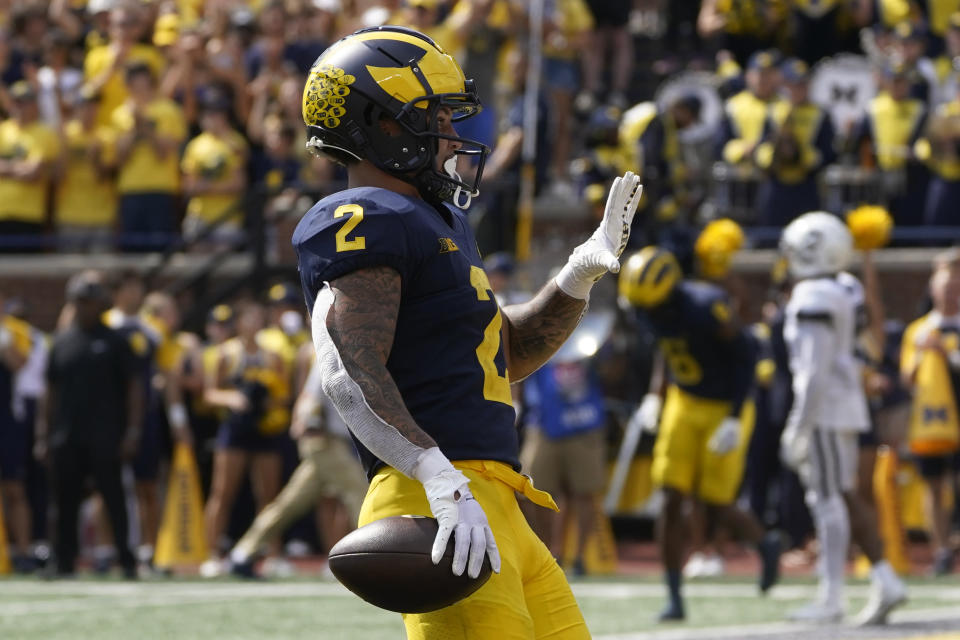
293, 187, 519, 478
642, 280, 756, 405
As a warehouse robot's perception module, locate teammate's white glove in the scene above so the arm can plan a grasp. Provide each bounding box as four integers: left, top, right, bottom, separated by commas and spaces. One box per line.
414, 447, 501, 579
555, 171, 643, 299
780, 425, 810, 471
0, 325, 11, 350
628, 393, 662, 434
708, 416, 741, 455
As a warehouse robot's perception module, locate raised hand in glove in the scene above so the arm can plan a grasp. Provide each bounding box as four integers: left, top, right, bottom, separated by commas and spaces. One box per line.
555, 171, 643, 300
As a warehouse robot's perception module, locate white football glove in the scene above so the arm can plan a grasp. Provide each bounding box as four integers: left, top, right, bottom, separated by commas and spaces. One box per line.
780, 425, 810, 471
555, 171, 643, 299
708, 416, 741, 455
414, 447, 501, 579
628, 393, 662, 434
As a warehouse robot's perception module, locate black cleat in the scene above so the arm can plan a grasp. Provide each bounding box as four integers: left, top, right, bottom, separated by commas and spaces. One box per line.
657, 600, 685, 622
759, 531, 782, 594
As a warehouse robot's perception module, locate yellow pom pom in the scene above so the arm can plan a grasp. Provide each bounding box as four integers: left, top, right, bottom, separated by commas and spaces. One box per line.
695, 219, 745, 279
846, 205, 893, 250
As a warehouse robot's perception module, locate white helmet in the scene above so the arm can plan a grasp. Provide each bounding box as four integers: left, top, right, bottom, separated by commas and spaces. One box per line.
780, 211, 853, 279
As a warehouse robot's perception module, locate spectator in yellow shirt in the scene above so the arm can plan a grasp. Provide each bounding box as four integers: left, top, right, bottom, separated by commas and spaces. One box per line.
84, 4, 165, 128
0, 82, 59, 252
54, 89, 118, 251
181, 92, 247, 247
112, 62, 186, 251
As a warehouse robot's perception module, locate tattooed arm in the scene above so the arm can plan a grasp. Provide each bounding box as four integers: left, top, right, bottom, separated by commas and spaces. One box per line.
501, 281, 586, 381
321, 266, 436, 455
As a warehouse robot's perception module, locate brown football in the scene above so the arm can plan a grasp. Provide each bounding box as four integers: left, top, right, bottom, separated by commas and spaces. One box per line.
327, 515, 493, 613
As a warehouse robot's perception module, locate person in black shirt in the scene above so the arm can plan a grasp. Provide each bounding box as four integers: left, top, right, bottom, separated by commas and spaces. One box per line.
38, 271, 142, 577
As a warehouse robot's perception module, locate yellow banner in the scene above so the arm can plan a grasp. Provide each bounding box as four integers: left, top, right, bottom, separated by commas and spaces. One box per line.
561, 498, 618, 575
155, 444, 209, 568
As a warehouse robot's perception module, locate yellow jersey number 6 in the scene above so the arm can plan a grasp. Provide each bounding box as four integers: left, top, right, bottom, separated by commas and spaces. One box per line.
334, 204, 365, 252
469, 266, 513, 406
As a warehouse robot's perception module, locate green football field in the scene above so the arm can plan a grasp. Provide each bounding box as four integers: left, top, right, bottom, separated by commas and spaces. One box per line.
3, 575, 960, 640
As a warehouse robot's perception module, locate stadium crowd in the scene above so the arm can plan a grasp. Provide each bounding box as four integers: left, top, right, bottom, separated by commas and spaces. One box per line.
0, 1, 955, 254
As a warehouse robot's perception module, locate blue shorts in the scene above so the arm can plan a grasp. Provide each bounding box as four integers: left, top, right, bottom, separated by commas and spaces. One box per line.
0, 406, 27, 480
543, 57, 580, 93
119, 192, 178, 251
133, 407, 163, 481
216, 418, 286, 453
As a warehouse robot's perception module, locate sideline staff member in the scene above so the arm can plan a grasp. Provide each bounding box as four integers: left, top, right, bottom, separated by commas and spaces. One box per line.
39, 271, 142, 577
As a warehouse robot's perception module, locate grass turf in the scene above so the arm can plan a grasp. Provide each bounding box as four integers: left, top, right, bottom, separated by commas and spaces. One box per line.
2, 575, 960, 639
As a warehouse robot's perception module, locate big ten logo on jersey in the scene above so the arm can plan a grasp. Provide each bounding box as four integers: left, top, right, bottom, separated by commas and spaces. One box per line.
469, 266, 512, 406
303, 64, 355, 129
660, 338, 703, 386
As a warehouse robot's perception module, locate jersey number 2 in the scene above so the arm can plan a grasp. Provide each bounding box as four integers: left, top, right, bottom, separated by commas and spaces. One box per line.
334, 204, 366, 252
470, 266, 513, 406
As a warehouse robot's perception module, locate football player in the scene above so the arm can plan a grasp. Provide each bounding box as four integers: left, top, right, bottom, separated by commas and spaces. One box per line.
294, 26, 641, 638
618, 246, 781, 621
779, 212, 906, 624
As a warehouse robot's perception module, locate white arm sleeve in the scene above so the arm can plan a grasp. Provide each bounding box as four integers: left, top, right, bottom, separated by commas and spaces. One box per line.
785, 315, 834, 434
311, 285, 433, 478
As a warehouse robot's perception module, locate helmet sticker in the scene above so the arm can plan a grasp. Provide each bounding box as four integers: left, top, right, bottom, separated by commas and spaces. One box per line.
303, 64, 356, 129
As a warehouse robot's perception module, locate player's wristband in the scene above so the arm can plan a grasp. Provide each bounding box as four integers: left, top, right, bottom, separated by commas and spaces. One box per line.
554, 263, 595, 300
413, 447, 468, 487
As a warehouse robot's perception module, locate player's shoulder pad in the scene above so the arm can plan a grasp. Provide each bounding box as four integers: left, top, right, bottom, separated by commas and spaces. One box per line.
835, 271, 865, 305
292, 187, 422, 249
788, 278, 846, 323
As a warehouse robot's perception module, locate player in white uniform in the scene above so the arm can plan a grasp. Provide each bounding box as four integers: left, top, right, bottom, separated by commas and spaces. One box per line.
779, 212, 906, 625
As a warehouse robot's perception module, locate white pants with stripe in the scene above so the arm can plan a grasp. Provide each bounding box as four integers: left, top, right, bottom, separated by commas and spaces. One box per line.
800, 429, 859, 501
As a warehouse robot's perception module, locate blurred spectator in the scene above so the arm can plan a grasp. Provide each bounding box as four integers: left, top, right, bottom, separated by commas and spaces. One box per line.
478, 48, 550, 255
181, 92, 248, 247
250, 121, 302, 193
920, 0, 960, 56
577, 0, 633, 111
754, 58, 836, 226
201, 301, 287, 578
521, 353, 609, 576
717, 50, 784, 166
930, 14, 960, 107
112, 61, 186, 251
444, 0, 516, 152
893, 22, 936, 104
229, 343, 366, 578
8, 297, 48, 557
697, 0, 783, 66
84, 4, 165, 129
0, 81, 59, 251
542, 0, 594, 188
36, 29, 83, 128
915, 75, 960, 225
283, 0, 340, 75
394, 0, 459, 55
899, 250, 960, 575
789, 0, 866, 65
41, 271, 140, 578
851, 61, 929, 226
619, 94, 702, 226
53, 88, 117, 251
0, 289, 32, 572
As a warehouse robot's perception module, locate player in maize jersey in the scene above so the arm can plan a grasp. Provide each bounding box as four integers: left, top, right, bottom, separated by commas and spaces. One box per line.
618, 246, 781, 622
779, 212, 906, 624
294, 26, 641, 638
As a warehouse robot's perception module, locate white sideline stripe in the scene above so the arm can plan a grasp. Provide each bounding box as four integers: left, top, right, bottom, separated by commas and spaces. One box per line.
4, 581, 960, 601
593, 607, 960, 640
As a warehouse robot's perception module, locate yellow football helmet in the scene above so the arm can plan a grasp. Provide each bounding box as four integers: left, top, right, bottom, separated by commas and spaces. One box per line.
618, 247, 682, 308
302, 26, 489, 205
